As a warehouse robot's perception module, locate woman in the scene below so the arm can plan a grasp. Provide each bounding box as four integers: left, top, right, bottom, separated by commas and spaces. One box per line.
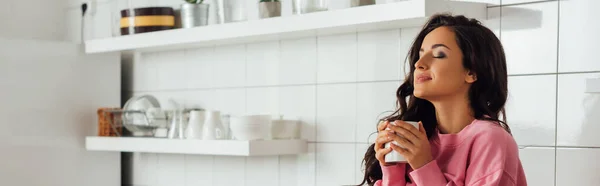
358, 14, 527, 185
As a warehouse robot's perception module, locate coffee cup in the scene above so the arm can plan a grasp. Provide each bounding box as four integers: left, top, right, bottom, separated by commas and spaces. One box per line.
384, 121, 420, 163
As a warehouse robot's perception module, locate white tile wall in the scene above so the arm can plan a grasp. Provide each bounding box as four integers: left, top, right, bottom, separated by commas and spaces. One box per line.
317, 34, 358, 83
246, 156, 279, 186
184, 155, 214, 186
556, 148, 600, 186
213, 156, 246, 186
279, 38, 318, 85
316, 84, 358, 143
557, 73, 600, 147
356, 82, 400, 144
499, 1, 558, 75
559, 0, 600, 73
278, 143, 317, 186
354, 143, 372, 184
357, 30, 402, 82
315, 143, 356, 186
246, 41, 280, 87
156, 154, 186, 186
506, 75, 556, 146
65, 0, 600, 185
519, 147, 555, 186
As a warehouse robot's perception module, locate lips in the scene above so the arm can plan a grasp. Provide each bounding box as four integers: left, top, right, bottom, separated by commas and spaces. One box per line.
415, 74, 432, 83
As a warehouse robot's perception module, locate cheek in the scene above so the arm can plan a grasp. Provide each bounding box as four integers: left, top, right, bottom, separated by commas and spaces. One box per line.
433, 64, 465, 83
427, 65, 467, 92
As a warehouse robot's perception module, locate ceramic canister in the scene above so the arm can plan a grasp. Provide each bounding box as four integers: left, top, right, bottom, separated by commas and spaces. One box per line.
120, 7, 175, 35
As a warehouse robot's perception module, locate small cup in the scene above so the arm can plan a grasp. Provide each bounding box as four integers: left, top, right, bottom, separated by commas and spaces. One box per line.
384, 121, 419, 163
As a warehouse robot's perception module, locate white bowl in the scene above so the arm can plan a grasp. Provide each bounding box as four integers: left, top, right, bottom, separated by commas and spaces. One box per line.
229, 115, 272, 140
271, 119, 300, 139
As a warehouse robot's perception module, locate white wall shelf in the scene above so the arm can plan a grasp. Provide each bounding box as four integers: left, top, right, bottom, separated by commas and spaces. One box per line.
84, 0, 486, 54
85, 136, 308, 156
586, 78, 600, 93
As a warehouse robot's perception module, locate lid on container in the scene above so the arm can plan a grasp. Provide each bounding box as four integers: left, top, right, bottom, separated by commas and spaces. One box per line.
121, 7, 175, 17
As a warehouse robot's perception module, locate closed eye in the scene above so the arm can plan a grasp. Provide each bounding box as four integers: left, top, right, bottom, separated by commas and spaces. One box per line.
433, 52, 446, 58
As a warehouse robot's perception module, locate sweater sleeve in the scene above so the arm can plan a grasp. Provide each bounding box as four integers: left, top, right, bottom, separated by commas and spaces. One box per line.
374, 163, 407, 186
409, 129, 521, 186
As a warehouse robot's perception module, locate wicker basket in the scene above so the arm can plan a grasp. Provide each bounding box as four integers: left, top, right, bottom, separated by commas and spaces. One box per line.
97, 108, 123, 136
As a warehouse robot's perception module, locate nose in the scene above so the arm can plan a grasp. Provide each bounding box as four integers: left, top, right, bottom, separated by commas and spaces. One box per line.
414, 58, 427, 70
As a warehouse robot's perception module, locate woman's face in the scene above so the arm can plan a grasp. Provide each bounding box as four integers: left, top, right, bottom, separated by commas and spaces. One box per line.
413, 26, 477, 101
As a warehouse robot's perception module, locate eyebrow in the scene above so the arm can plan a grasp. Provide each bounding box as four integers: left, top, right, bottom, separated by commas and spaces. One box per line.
419, 44, 451, 51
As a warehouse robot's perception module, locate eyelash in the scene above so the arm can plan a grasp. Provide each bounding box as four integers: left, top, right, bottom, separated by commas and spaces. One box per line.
433, 52, 446, 58
418, 52, 446, 59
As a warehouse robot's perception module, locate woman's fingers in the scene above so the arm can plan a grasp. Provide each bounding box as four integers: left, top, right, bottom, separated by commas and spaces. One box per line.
377, 120, 388, 132
375, 146, 393, 162
388, 123, 420, 146
374, 131, 393, 163
386, 130, 416, 151
376, 134, 393, 145
397, 121, 423, 139
390, 143, 411, 157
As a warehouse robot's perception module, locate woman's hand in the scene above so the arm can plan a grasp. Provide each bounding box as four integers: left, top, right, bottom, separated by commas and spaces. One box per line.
387, 121, 433, 169
374, 120, 394, 166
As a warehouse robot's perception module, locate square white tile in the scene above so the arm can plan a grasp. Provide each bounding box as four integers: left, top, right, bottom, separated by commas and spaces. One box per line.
316, 84, 357, 143
245, 156, 279, 186
279, 143, 317, 186
131, 55, 148, 92
213, 156, 246, 186
557, 73, 600, 146
279, 86, 317, 141
129, 153, 158, 186
556, 148, 600, 186
186, 90, 216, 110
500, 2, 558, 75
280, 38, 317, 85
317, 33, 358, 83
214, 44, 246, 88
316, 143, 356, 186
357, 29, 401, 82
519, 147, 555, 186
355, 143, 372, 185
155, 51, 187, 90
559, 0, 600, 72
214, 88, 247, 116
356, 82, 399, 143
151, 91, 188, 110
156, 154, 185, 186
185, 47, 215, 89
137, 53, 160, 92
505, 75, 556, 146
246, 87, 279, 116
246, 41, 280, 86
184, 155, 214, 186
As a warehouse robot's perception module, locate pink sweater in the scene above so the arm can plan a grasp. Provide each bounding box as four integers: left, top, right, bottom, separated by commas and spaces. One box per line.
375, 119, 527, 186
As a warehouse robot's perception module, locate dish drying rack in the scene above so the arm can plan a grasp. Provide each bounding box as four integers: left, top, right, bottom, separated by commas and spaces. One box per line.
97, 108, 201, 137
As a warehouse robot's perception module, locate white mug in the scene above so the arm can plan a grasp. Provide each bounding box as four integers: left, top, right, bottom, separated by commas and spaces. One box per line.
384, 121, 420, 163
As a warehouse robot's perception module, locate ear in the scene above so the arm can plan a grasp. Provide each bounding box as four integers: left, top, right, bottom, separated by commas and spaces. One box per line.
465, 70, 477, 83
